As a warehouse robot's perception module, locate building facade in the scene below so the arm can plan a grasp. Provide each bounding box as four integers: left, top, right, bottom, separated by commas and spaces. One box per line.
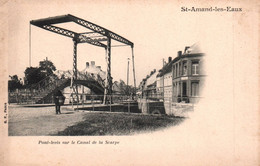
155, 43, 205, 114
141, 70, 158, 99
139, 43, 205, 115
156, 57, 173, 112
172, 47, 205, 104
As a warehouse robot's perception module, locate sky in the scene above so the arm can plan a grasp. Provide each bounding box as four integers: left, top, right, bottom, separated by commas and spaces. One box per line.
7, 0, 207, 86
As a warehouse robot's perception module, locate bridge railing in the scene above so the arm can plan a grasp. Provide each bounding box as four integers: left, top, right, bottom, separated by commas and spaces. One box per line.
9, 74, 70, 104
64, 93, 193, 116
9, 71, 105, 104
62, 93, 139, 113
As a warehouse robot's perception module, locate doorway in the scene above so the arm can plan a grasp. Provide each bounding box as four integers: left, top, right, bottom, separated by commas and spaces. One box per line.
182, 82, 187, 97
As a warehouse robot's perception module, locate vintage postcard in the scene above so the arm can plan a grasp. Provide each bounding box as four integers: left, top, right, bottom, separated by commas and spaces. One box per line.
0, 0, 259, 165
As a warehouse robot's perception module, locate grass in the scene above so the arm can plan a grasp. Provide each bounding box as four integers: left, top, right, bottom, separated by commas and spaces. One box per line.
56, 113, 185, 136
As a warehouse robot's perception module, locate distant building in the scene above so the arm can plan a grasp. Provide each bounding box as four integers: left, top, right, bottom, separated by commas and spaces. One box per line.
83, 61, 106, 81
156, 57, 173, 110
140, 69, 158, 99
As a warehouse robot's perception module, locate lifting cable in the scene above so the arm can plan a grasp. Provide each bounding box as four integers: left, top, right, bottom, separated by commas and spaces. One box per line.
29, 23, 32, 67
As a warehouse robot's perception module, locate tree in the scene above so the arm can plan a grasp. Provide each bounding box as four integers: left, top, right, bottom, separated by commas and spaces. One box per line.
24, 67, 43, 85
117, 80, 135, 95
24, 59, 57, 86
8, 75, 23, 91
39, 59, 56, 77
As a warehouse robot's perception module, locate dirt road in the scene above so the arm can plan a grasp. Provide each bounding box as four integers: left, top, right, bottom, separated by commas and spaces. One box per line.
8, 105, 86, 136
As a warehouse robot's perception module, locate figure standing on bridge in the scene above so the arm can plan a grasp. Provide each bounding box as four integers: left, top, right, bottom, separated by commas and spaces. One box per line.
53, 90, 65, 114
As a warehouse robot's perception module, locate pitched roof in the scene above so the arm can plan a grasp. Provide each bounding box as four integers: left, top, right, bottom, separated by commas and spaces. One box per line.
144, 70, 158, 89
183, 42, 202, 54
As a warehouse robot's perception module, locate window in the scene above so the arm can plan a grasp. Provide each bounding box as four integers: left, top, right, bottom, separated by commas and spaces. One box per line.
176, 63, 179, 77
179, 63, 181, 76
192, 61, 199, 75
191, 82, 199, 96
173, 66, 175, 78
182, 82, 187, 96
183, 61, 187, 75
175, 65, 177, 77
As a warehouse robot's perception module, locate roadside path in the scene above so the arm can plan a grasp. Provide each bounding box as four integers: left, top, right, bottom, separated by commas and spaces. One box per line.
8, 105, 86, 136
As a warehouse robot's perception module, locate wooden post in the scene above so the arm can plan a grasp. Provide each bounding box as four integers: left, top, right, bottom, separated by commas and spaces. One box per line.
131, 47, 137, 94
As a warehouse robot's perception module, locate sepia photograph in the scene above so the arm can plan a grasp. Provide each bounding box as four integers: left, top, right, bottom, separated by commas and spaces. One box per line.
1, 0, 259, 165
7, 13, 204, 136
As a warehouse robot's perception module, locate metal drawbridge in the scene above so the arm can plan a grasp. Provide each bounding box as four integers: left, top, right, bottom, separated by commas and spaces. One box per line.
30, 14, 136, 105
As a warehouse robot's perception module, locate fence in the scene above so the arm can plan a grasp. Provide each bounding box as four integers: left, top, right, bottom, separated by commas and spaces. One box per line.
64, 93, 140, 113
8, 89, 37, 104
65, 94, 194, 116
8, 90, 194, 116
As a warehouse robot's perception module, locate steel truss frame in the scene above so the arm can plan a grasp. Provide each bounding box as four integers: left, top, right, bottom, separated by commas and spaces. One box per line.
30, 14, 135, 105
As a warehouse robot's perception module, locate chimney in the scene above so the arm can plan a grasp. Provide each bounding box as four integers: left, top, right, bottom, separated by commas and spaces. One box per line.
91, 61, 95, 66
184, 46, 190, 53
86, 62, 89, 68
178, 51, 182, 57
97, 66, 101, 70
168, 57, 172, 63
